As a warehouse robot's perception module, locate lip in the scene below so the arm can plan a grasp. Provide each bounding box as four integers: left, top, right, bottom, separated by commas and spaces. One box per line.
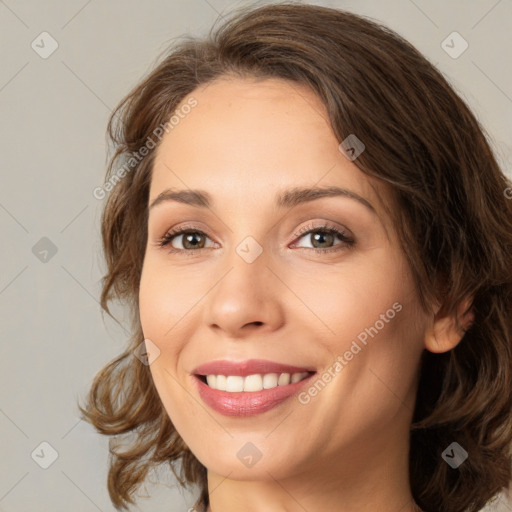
192, 359, 316, 377
191, 359, 316, 417
193, 373, 315, 416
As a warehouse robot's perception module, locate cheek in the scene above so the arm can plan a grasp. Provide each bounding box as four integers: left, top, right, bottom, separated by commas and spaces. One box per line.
138, 261, 199, 431
138, 260, 189, 390
138, 256, 203, 340
334, 287, 425, 415
305, 298, 424, 453
300, 250, 424, 398
291, 250, 408, 340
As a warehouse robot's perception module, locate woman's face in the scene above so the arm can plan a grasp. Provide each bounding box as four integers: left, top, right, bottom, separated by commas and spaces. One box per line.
139, 77, 430, 485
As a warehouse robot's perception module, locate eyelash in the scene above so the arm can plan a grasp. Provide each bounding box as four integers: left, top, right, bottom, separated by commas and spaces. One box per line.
157, 222, 354, 256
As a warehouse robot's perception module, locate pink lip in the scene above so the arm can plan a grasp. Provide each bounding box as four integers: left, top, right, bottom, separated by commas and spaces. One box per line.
192, 359, 315, 377
191, 359, 316, 417
193, 373, 315, 417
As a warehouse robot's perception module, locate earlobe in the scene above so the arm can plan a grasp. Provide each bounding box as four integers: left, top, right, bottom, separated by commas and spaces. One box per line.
424, 296, 474, 354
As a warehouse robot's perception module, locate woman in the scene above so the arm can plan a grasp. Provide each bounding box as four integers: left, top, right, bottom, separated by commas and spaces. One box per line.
80, 3, 512, 512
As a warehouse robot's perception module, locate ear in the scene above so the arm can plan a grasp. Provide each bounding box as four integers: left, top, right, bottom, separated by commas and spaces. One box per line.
424, 296, 474, 354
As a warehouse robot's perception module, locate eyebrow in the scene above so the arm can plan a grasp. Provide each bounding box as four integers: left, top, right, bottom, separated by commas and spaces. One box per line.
149, 185, 376, 213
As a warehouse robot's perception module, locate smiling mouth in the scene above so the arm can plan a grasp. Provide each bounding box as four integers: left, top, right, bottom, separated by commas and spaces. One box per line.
196, 371, 314, 392
193, 362, 317, 417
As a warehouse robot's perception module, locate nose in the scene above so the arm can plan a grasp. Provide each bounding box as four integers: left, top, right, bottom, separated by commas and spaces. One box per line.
204, 243, 286, 338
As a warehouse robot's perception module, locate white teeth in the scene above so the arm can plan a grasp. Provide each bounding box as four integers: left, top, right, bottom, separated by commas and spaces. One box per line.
278, 373, 291, 386
226, 375, 244, 392
263, 373, 278, 389
204, 372, 310, 392
243, 374, 263, 392
216, 374, 227, 391
291, 372, 308, 383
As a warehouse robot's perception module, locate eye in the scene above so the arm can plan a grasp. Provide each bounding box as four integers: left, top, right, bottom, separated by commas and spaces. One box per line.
157, 225, 215, 254
292, 222, 354, 253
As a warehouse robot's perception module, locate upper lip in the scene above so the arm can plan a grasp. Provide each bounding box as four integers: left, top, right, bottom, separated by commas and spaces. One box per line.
193, 359, 316, 377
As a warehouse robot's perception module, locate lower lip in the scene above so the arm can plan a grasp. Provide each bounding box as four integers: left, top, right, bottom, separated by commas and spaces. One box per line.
194, 374, 316, 417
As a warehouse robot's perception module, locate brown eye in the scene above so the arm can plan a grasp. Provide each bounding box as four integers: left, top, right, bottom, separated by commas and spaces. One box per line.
178, 231, 207, 250
159, 229, 211, 251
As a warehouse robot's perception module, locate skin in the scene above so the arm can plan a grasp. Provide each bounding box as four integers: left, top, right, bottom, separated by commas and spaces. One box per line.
138, 76, 468, 512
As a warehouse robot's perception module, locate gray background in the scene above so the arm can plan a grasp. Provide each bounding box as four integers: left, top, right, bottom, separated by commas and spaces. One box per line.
1, 0, 511, 511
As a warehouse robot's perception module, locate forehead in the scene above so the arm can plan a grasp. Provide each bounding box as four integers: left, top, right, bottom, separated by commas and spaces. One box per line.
150, 76, 390, 221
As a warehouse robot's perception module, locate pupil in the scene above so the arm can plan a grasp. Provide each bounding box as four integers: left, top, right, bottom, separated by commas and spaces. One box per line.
184, 233, 204, 249
313, 232, 333, 248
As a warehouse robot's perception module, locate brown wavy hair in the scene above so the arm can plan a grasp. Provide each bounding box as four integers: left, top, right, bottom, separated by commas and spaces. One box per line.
78, 2, 512, 511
